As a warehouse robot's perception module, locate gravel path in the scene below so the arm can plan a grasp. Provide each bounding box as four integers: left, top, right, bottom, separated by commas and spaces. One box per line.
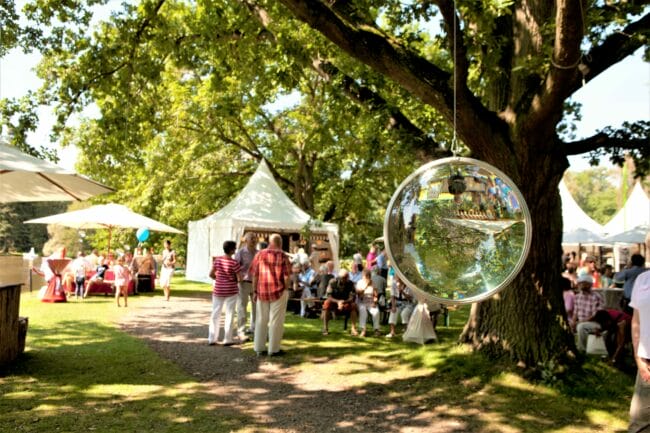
119, 294, 465, 433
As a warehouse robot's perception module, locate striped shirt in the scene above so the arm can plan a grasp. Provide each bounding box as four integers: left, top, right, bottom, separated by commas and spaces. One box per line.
250, 248, 291, 302
574, 291, 603, 323
212, 255, 241, 297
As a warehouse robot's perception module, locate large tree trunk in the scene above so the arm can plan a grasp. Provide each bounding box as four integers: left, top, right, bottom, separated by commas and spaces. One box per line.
460, 140, 576, 366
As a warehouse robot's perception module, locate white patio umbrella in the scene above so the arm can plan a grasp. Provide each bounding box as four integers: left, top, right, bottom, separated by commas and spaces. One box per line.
24, 203, 184, 252
0, 143, 114, 202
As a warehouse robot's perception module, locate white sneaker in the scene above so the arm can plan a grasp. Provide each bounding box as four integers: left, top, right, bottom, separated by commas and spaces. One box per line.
385, 333, 395, 338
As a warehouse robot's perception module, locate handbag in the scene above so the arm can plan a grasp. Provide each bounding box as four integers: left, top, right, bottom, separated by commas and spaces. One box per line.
586, 334, 608, 356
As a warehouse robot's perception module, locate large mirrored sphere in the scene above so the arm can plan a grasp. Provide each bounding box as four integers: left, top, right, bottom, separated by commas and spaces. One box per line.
384, 157, 532, 305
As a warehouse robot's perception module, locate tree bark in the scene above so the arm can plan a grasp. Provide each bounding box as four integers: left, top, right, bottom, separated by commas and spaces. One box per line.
459, 151, 576, 366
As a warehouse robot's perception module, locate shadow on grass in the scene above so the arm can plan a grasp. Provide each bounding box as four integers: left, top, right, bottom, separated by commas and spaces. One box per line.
3, 286, 633, 433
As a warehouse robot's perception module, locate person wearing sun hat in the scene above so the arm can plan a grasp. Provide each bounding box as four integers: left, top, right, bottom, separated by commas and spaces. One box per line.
573, 271, 604, 352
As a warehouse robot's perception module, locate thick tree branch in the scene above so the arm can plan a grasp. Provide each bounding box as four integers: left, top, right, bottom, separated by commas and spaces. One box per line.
564, 132, 649, 156
277, 0, 513, 168
277, 0, 452, 114
526, 0, 584, 130
570, 12, 650, 96
242, 0, 449, 160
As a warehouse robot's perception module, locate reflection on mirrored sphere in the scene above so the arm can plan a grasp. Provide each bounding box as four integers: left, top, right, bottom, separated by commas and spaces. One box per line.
384, 157, 532, 305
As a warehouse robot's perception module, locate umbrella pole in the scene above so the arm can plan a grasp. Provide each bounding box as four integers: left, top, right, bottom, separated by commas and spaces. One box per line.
107, 228, 112, 255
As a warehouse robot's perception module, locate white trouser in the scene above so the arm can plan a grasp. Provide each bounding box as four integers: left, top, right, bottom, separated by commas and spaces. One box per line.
388, 303, 414, 326
300, 286, 314, 317
254, 290, 289, 354
208, 294, 238, 344
358, 303, 380, 330
576, 320, 601, 352
237, 281, 255, 335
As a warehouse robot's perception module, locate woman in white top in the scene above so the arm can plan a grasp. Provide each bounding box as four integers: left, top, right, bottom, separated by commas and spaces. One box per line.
356, 269, 380, 337
160, 240, 176, 301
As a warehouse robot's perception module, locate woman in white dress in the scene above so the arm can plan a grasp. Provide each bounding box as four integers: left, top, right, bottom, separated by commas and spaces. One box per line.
160, 240, 176, 301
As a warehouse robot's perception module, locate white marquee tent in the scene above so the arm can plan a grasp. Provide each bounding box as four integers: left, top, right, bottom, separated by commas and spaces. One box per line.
186, 160, 339, 282
559, 180, 605, 239
603, 182, 650, 236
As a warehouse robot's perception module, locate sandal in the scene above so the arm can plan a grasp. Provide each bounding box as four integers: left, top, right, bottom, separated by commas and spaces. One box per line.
350, 329, 359, 336
322, 330, 329, 336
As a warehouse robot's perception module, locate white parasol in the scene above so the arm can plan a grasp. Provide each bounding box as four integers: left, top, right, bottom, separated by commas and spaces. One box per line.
0, 143, 114, 202
24, 203, 184, 251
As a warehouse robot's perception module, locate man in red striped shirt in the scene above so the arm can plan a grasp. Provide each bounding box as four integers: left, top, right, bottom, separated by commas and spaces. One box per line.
251, 233, 291, 356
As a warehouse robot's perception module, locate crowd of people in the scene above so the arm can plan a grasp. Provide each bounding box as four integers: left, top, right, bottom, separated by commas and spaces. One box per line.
561, 251, 647, 367
207, 235, 434, 356
41, 240, 177, 307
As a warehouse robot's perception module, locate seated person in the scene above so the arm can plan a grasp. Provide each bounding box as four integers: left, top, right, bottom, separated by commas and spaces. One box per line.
321, 269, 358, 336
573, 273, 603, 352
287, 263, 303, 315
84, 258, 110, 297
561, 276, 575, 328
386, 276, 415, 338
589, 309, 632, 365
356, 269, 381, 337
298, 261, 318, 318
313, 264, 334, 299
349, 263, 363, 284
370, 266, 388, 314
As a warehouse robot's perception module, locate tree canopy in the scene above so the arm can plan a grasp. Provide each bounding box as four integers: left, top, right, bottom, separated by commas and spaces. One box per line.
1, 0, 649, 367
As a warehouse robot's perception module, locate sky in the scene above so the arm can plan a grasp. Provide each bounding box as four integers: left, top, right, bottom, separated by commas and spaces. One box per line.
0, 33, 648, 173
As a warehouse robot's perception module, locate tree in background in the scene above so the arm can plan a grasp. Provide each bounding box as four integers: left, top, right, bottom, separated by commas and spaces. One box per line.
0, 0, 648, 369
0, 202, 67, 254
564, 168, 619, 226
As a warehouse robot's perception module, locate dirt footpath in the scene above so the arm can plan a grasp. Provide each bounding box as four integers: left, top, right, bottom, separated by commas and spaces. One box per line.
119, 294, 464, 433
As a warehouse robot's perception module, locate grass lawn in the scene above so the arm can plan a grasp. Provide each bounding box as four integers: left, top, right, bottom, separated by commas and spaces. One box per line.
1, 278, 635, 432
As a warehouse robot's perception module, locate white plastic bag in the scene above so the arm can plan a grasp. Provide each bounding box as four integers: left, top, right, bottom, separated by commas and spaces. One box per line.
586, 334, 608, 356
402, 302, 437, 344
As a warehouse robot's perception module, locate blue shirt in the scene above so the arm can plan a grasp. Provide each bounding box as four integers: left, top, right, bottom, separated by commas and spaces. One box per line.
299, 267, 317, 288
349, 270, 362, 284
376, 252, 388, 270
615, 266, 647, 299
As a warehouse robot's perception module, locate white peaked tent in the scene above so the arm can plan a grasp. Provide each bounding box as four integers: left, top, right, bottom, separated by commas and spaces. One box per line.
559, 180, 605, 237
603, 182, 650, 236
186, 160, 339, 282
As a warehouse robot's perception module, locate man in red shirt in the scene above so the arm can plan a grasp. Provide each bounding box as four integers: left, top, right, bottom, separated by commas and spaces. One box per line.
251, 233, 291, 356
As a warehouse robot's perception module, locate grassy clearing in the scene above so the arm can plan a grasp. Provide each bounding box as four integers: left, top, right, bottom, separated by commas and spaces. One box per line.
1, 278, 634, 432
1, 284, 249, 433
